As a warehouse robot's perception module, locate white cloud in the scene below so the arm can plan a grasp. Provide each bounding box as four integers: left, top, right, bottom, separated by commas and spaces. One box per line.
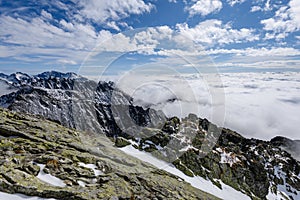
41, 10, 53, 20
250, 6, 262, 12
261, 0, 300, 39
0, 16, 68, 48
155, 46, 300, 59
72, 0, 154, 23
0, 0, 298, 73
1, 11, 298, 72
174, 20, 259, 47
143, 47, 299, 72
91, 26, 175, 55
250, 0, 274, 12
0, 0, 156, 65
205, 47, 300, 70
133, 26, 173, 46
264, 0, 272, 11
57, 59, 77, 65
0, 15, 174, 64
107, 33, 138, 52
220, 72, 300, 140
187, 0, 222, 16
92, 21, 259, 55
148, 47, 300, 72
106, 21, 121, 31
214, 47, 300, 57
218, 59, 300, 69
0, 44, 89, 66
0, 15, 105, 64
59, 19, 75, 31
227, 0, 246, 7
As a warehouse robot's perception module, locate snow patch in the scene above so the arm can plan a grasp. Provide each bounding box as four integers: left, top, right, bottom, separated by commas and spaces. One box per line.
77, 180, 86, 187
267, 165, 300, 199
0, 192, 57, 200
36, 164, 66, 187
216, 148, 240, 167
78, 162, 103, 176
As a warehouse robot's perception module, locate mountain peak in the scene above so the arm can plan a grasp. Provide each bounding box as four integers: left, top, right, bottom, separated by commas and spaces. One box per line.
35, 71, 82, 80
0, 71, 88, 88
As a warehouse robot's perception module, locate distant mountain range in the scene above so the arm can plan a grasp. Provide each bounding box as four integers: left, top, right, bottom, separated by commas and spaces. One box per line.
0, 71, 299, 200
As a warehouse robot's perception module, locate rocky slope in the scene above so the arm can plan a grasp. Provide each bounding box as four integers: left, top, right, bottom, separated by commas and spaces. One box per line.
0, 108, 218, 200
1, 71, 299, 200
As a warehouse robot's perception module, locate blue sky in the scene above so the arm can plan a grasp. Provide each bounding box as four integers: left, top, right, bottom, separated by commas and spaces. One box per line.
0, 0, 300, 75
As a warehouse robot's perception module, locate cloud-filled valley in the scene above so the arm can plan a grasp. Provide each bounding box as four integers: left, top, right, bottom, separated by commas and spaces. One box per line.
127, 72, 300, 141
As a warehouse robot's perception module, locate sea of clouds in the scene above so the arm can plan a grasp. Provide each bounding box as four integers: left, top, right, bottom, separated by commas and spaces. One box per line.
120, 71, 300, 141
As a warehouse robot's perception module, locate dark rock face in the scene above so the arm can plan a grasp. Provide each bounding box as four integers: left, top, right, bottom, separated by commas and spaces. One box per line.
162, 116, 180, 134
128, 105, 151, 126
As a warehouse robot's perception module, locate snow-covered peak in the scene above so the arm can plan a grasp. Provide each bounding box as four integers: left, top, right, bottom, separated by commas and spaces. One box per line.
0, 71, 88, 88
0, 73, 8, 79
34, 71, 83, 80
14, 72, 31, 80
1, 72, 32, 86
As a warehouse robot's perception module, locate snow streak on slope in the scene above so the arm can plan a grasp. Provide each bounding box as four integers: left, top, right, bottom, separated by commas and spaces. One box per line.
0, 192, 57, 200
121, 145, 251, 200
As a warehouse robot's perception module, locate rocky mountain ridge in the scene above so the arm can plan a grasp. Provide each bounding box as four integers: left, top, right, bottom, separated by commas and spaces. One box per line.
0, 71, 165, 137
0, 107, 218, 199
